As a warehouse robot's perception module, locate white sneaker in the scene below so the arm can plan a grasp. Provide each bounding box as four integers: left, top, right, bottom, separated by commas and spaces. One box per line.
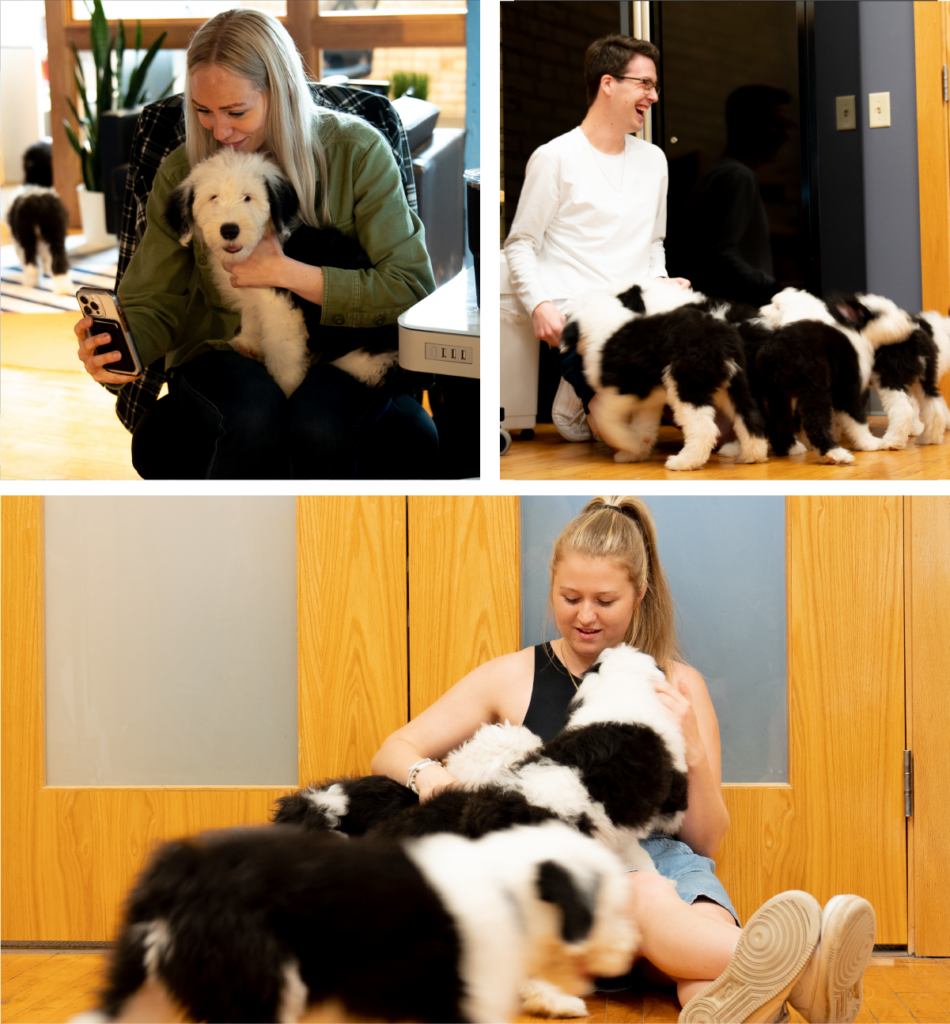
788, 895, 876, 1023
551, 378, 593, 442
679, 890, 822, 1024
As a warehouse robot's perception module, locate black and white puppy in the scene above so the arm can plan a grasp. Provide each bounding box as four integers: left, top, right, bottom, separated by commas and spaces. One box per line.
871, 310, 950, 448
7, 146, 71, 294
561, 278, 768, 470
751, 287, 917, 463
165, 148, 398, 397
75, 821, 636, 1024
279, 646, 687, 875
448, 644, 689, 873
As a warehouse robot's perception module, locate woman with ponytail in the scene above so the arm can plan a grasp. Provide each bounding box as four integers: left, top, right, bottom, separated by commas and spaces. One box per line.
372, 497, 875, 1024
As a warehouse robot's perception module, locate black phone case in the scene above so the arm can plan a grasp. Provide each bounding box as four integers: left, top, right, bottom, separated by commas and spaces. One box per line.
91, 318, 139, 374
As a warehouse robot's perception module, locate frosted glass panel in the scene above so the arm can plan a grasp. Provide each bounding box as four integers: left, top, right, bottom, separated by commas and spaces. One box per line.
44, 497, 297, 785
521, 497, 786, 783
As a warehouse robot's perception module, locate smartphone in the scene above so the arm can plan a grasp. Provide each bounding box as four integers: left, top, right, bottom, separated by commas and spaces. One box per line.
76, 286, 144, 377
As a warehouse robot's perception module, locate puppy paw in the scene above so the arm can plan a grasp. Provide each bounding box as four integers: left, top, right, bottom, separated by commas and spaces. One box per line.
881, 433, 908, 451
717, 441, 740, 458
911, 418, 925, 436
665, 453, 706, 471
734, 438, 769, 463
786, 439, 808, 455
520, 978, 588, 1019
821, 447, 855, 465
853, 436, 886, 451
21, 264, 40, 289
51, 274, 73, 295
614, 449, 649, 463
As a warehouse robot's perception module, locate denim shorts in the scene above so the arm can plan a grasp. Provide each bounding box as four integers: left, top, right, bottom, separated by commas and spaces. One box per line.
595, 835, 739, 992
640, 834, 739, 926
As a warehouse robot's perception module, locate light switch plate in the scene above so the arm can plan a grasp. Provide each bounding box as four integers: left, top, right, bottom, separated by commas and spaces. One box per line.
836, 95, 856, 131
869, 91, 891, 128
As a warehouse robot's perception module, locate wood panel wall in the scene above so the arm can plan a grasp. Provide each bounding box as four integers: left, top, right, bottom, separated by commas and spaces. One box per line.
905, 495, 950, 956
407, 496, 521, 716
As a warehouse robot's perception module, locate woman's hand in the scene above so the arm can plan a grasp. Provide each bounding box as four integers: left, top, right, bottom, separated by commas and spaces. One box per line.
658, 276, 692, 289
222, 232, 291, 289
415, 763, 460, 804
654, 675, 706, 768
74, 316, 142, 384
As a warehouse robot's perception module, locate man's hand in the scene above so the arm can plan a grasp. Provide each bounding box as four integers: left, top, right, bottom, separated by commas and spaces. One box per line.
532, 300, 566, 347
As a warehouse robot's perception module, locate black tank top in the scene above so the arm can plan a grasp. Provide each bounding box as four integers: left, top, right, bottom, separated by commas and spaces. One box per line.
521, 642, 578, 742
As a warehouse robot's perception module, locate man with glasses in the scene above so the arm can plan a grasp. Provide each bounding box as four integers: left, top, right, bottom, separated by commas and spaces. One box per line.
505, 35, 688, 441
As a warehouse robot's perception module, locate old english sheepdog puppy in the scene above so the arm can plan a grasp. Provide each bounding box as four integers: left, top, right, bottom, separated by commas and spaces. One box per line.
74, 821, 636, 1024
278, 645, 688, 876
560, 278, 769, 470
164, 148, 398, 397
7, 185, 72, 294
870, 310, 950, 449
448, 644, 689, 872
748, 287, 917, 464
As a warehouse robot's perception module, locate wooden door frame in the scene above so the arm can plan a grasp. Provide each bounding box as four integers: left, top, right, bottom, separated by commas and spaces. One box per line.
1, 496, 410, 940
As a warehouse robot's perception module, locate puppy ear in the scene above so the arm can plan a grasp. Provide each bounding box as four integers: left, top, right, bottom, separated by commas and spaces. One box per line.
828, 293, 870, 328
536, 860, 595, 943
265, 174, 300, 241
164, 182, 195, 245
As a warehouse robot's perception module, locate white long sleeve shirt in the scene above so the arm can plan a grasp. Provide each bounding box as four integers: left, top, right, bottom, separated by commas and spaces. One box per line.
504, 127, 670, 315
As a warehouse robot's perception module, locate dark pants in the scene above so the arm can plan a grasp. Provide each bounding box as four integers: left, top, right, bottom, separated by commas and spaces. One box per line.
171, 350, 395, 479
559, 347, 596, 414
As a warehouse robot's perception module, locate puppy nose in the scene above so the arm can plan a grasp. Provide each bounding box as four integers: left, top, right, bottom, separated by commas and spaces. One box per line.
220, 223, 240, 241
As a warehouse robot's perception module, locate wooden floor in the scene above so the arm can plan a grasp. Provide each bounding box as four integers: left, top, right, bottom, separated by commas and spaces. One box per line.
2, 951, 948, 1023
500, 423, 950, 481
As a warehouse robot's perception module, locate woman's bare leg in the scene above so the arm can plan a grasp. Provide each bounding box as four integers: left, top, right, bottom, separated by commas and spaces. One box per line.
626, 872, 740, 1007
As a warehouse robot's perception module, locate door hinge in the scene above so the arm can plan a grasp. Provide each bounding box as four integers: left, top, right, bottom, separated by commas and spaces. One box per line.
904, 749, 913, 818
943, 65, 948, 103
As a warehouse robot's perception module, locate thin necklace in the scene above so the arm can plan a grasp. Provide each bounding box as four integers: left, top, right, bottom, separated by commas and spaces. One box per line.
555, 639, 581, 690
580, 126, 626, 193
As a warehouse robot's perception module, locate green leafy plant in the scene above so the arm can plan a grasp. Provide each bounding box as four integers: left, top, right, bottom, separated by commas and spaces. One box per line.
63, 0, 172, 192
390, 71, 430, 103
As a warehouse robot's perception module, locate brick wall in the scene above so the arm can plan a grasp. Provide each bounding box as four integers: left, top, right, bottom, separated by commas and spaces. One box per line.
369, 46, 467, 123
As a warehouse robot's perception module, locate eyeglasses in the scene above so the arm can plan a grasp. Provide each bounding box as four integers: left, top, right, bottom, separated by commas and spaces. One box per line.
614, 75, 660, 96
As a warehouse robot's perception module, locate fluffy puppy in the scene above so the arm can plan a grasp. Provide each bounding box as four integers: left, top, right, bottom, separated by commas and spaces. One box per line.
754, 287, 917, 463
7, 185, 71, 294
871, 310, 950, 448
76, 821, 636, 1024
272, 773, 420, 836
467, 644, 688, 873
561, 278, 768, 470
165, 149, 398, 397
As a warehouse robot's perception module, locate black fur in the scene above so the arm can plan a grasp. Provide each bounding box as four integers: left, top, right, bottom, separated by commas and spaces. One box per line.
536, 860, 595, 944
524, 721, 688, 834
23, 141, 53, 187
264, 174, 300, 238
759, 320, 867, 457
367, 786, 563, 841
162, 183, 194, 240
561, 290, 767, 457
98, 825, 465, 1024
6, 189, 69, 278
826, 292, 881, 332
873, 318, 940, 399
272, 775, 419, 835
281, 224, 400, 364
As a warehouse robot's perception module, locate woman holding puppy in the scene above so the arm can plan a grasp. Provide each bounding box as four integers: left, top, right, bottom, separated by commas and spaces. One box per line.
74, 8, 434, 478
372, 496, 875, 1024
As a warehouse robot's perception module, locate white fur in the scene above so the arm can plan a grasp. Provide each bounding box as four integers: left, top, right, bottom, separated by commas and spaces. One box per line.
913, 311, 950, 444
564, 289, 635, 392
444, 721, 543, 786
141, 920, 171, 978
406, 823, 637, 1022
663, 368, 722, 471
447, 645, 688, 875
277, 961, 308, 1024
304, 782, 349, 828
178, 149, 311, 396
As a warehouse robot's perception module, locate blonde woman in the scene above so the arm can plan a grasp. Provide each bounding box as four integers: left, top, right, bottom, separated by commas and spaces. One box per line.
75, 8, 435, 479
372, 497, 876, 1023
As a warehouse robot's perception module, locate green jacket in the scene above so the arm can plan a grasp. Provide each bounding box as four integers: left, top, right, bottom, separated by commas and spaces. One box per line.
117, 111, 436, 372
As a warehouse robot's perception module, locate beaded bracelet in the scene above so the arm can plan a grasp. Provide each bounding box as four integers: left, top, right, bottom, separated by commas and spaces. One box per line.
406, 758, 442, 795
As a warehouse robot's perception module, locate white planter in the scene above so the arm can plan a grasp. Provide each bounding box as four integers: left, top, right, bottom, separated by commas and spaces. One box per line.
76, 184, 117, 250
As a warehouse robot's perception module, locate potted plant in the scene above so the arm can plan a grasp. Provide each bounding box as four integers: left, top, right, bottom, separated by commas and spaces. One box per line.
63, 0, 170, 246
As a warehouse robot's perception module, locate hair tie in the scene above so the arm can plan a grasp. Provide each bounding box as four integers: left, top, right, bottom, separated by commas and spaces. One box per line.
601, 504, 626, 514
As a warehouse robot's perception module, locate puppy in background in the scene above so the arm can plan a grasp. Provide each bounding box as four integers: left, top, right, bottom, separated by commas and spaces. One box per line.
7, 141, 72, 294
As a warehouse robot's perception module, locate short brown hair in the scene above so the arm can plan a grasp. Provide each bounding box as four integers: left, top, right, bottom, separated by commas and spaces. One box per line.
584, 35, 660, 105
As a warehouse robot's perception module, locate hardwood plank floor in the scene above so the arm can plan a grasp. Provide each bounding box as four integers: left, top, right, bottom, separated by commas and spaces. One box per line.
3, 952, 948, 1023
500, 423, 950, 481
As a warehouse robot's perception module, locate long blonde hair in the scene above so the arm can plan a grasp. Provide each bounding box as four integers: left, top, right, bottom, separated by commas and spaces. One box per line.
184, 8, 330, 227
549, 495, 681, 670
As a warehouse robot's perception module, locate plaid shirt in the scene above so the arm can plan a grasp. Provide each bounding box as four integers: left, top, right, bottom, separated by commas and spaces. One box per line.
112, 86, 417, 432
